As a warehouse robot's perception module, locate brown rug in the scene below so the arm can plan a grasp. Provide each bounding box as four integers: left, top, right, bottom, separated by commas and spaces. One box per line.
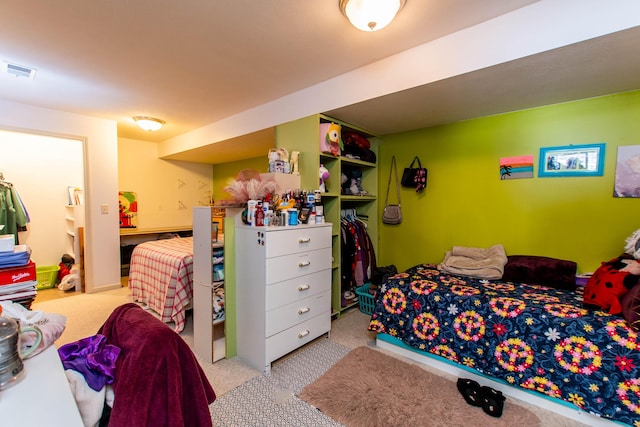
299, 346, 541, 427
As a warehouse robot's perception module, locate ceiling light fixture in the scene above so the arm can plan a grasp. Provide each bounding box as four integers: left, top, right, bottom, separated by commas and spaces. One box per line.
133, 116, 165, 131
339, 0, 406, 32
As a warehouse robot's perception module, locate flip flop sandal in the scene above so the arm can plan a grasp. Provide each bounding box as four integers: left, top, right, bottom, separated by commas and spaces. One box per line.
456, 378, 482, 407
481, 386, 506, 417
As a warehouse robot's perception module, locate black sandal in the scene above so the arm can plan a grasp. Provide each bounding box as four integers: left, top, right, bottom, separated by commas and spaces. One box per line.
456, 378, 482, 407
480, 386, 506, 417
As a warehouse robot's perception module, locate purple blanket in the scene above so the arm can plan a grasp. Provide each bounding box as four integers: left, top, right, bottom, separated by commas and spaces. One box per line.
98, 303, 216, 427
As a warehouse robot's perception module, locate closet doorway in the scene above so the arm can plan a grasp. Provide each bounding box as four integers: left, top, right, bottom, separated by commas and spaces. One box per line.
0, 129, 85, 301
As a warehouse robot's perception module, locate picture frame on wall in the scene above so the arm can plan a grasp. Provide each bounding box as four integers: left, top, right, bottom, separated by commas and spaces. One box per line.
538, 143, 605, 177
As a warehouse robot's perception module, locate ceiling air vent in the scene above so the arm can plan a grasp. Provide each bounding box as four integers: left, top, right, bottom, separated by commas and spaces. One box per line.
3, 61, 37, 79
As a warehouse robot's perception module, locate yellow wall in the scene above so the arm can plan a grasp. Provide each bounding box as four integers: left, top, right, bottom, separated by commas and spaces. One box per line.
377, 90, 640, 274
118, 138, 213, 229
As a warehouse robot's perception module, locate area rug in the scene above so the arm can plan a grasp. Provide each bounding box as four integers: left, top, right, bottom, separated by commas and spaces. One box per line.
299, 346, 541, 427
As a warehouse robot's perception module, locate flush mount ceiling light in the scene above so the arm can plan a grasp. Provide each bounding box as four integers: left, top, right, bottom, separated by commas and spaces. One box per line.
339, 0, 406, 32
133, 116, 165, 131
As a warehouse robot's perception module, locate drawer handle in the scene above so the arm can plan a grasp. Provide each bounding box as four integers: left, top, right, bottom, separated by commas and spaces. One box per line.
297, 284, 310, 291
298, 330, 310, 339
298, 260, 311, 267
298, 307, 310, 315
298, 237, 311, 243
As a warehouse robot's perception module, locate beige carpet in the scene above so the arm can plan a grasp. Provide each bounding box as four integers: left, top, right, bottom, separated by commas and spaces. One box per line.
30, 287, 258, 396
300, 346, 541, 427
31, 289, 589, 426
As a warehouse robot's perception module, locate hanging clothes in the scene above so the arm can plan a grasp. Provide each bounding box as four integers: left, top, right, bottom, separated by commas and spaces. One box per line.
340, 209, 377, 307
0, 175, 29, 244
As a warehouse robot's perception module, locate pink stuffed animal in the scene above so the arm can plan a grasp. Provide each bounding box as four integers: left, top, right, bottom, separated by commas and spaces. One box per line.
319, 164, 329, 192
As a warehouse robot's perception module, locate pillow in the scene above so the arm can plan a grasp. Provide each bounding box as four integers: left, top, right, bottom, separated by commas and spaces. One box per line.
502, 255, 577, 290
583, 255, 640, 314
621, 284, 640, 330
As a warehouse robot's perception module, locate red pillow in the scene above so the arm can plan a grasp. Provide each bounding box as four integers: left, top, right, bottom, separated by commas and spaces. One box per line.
583, 256, 640, 314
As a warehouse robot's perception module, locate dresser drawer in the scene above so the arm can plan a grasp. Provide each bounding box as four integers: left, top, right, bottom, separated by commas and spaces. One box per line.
265, 248, 331, 284
265, 225, 331, 258
265, 290, 330, 337
266, 313, 331, 363
266, 269, 330, 311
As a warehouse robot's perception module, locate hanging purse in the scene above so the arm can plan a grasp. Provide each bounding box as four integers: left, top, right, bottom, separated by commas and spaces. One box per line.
382, 156, 402, 225
401, 156, 427, 192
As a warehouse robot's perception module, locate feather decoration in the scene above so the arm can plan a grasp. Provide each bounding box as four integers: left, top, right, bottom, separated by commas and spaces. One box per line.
224, 177, 277, 203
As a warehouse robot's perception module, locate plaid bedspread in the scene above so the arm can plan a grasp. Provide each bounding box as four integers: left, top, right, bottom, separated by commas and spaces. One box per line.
128, 237, 193, 333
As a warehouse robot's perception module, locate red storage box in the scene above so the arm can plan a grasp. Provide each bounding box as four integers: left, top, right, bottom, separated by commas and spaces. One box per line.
0, 261, 37, 285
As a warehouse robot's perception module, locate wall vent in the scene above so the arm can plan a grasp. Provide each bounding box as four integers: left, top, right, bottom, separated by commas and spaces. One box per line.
3, 61, 37, 79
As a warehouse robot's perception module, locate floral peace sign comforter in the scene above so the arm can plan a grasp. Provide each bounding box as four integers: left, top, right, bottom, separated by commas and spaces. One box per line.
367, 264, 640, 426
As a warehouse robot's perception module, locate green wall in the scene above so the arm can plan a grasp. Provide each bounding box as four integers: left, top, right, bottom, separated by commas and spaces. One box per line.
377, 90, 640, 274
211, 156, 265, 203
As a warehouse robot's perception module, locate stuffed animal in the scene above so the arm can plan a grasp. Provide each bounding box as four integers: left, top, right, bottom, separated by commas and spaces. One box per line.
58, 272, 79, 291
583, 255, 640, 314
326, 123, 343, 156
319, 164, 329, 192
290, 151, 300, 175
340, 168, 365, 195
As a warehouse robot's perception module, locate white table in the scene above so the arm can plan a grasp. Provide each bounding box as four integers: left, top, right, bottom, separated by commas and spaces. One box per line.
0, 346, 83, 426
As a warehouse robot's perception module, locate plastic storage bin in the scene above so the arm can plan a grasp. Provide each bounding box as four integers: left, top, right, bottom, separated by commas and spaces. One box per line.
355, 283, 376, 315
36, 265, 60, 290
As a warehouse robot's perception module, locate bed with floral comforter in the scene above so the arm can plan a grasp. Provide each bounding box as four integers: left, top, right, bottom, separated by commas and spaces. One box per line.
368, 263, 640, 426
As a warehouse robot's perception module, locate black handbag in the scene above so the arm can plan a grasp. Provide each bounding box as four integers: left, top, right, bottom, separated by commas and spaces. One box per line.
401, 156, 427, 192
382, 156, 402, 225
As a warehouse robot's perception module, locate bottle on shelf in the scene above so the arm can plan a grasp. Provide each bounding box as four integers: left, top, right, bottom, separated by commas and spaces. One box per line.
255, 201, 265, 226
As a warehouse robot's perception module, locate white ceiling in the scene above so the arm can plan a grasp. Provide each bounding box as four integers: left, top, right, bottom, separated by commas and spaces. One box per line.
1, 1, 640, 164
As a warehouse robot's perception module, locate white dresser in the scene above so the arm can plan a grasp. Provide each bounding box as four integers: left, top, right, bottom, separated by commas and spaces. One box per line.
0, 346, 84, 427
236, 223, 332, 373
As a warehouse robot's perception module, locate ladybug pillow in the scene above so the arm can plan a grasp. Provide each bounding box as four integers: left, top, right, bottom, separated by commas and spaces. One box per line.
583, 255, 640, 314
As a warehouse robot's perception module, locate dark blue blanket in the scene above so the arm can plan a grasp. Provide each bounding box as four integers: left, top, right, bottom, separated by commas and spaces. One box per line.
368, 264, 640, 426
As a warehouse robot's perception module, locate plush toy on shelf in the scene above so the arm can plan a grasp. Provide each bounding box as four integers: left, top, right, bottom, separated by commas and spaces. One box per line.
319, 164, 330, 193
290, 151, 300, 175
341, 167, 365, 195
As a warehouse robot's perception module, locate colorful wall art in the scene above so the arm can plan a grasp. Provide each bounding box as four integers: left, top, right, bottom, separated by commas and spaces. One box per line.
500, 155, 534, 180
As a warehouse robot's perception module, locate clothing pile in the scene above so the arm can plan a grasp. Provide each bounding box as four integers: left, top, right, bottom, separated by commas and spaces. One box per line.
438, 244, 508, 280
61, 303, 216, 427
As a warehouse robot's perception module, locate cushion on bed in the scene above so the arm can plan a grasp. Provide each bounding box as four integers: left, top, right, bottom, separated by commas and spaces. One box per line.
502, 255, 577, 290
583, 255, 640, 314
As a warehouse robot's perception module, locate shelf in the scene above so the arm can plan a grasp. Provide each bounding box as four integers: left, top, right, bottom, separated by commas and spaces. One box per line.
341, 195, 377, 202
320, 153, 376, 168
320, 192, 340, 198
193, 206, 227, 364
341, 157, 376, 168
276, 114, 378, 322
212, 336, 226, 362
119, 225, 192, 236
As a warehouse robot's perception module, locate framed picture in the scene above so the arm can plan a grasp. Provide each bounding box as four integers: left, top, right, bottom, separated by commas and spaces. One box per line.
538, 143, 605, 177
